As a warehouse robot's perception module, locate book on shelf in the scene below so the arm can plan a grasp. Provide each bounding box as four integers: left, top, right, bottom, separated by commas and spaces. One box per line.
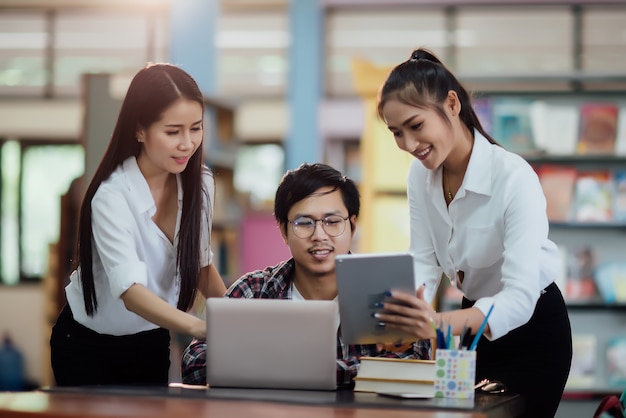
576, 102, 619, 155
536, 164, 577, 222
354, 356, 435, 394
529, 100, 579, 156
566, 334, 597, 389
491, 97, 538, 156
594, 261, 626, 304
574, 170, 613, 222
564, 245, 599, 302
606, 336, 626, 388
613, 170, 626, 222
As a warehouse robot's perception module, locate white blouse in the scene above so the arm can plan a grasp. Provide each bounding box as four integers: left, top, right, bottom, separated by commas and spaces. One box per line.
408, 132, 560, 341
65, 157, 214, 335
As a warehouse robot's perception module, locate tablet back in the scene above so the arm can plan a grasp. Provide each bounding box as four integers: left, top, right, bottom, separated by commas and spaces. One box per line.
335, 252, 416, 345
205, 298, 338, 390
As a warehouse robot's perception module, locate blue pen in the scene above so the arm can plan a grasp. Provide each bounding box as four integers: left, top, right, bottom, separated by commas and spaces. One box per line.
469, 303, 495, 351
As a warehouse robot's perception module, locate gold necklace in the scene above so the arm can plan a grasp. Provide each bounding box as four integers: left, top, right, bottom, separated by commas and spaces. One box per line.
443, 168, 453, 203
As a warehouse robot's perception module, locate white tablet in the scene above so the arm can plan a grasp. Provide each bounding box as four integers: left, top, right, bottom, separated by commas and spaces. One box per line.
335, 252, 417, 345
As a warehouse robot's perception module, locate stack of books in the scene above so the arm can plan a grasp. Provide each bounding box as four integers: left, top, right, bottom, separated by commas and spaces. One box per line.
353, 357, 435, 395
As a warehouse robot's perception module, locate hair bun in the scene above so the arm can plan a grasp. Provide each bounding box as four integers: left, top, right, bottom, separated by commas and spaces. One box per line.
409, 48, 439, 64
409, 50, 422, 62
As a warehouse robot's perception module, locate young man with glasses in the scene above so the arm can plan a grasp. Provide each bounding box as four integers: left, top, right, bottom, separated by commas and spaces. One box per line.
181, 163, 430, 387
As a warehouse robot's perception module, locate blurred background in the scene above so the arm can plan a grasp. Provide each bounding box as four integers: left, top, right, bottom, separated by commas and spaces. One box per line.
0, 1, 625, 415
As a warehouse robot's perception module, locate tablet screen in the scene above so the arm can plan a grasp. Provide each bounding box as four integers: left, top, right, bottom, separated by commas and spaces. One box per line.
336, 252, 417, 345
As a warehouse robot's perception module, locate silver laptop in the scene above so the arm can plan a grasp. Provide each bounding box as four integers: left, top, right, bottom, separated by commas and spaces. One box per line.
205, 298, 338, 390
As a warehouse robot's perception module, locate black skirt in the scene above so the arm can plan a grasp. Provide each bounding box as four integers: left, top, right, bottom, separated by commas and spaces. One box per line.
462, 282, 572, 418
50, 304, 170, 386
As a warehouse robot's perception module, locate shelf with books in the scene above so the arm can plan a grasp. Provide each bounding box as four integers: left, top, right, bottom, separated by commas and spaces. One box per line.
565, 309, 626, 394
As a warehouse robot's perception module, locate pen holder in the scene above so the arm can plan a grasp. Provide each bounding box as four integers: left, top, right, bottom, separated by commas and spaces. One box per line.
434, 349, 476, 399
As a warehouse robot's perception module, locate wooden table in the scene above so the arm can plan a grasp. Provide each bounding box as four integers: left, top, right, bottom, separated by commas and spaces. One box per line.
0, 386, 525, 418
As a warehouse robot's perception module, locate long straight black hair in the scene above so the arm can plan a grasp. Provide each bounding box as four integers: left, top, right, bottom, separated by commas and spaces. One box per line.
77, 63, 208, 316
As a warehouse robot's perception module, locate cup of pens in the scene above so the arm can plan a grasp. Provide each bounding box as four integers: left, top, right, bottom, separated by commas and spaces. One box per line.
434, 348, 476, 399
432, 303, 494, 399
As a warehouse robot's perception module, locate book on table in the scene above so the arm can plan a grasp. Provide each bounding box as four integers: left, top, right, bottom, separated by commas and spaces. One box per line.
354, 357, 435, 395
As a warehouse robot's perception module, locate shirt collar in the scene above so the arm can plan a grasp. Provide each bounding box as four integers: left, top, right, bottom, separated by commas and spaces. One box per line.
121, 156, 184, 214
122, 157, 154, 214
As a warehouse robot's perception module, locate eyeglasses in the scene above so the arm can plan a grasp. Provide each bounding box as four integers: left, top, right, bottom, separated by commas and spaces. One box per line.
288, 215, 349, 239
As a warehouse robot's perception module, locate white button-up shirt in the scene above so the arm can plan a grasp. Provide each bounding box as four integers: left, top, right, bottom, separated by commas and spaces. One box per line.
66, 157, 214, 335
408, 132, 560, 341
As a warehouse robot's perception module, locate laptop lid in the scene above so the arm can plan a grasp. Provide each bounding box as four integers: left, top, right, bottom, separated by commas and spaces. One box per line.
205, 298, 338, 390
335, 252, 417, 345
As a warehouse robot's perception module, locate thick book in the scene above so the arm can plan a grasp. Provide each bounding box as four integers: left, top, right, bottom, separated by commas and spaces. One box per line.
354, 357, 435, 394
576, 102, 619, 155
353, 377, 435, 396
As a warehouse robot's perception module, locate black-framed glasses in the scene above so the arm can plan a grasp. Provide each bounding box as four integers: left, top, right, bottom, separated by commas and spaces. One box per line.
289, 215, 349, 239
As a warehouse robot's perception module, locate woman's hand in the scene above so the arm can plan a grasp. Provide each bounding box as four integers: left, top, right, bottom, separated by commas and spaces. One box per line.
374, 286, 437, 340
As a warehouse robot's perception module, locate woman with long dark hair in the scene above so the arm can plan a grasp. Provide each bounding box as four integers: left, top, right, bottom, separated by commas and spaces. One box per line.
50, 63, 226, 386
374, 49, 572, 417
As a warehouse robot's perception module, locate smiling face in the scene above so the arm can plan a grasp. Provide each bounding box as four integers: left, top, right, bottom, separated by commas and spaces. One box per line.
381, 98, 456, 171
281, 186, 356, 281
136, 97, 203, 176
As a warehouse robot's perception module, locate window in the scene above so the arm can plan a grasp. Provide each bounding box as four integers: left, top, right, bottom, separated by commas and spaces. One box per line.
455, 6, 573, 75
0, 8, 168, 98
0, 141, 84, 284
216, 10, 289, 97
325, 8, 447, 97
0, 11, 48, 96
582, 6, 626, 72
53, 10, 169, 96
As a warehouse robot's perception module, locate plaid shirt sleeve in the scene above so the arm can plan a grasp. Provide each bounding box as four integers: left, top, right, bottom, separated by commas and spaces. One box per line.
181, 338, 207, 385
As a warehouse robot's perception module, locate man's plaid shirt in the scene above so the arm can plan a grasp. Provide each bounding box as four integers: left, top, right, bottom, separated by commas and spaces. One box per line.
181, 258, 431, 388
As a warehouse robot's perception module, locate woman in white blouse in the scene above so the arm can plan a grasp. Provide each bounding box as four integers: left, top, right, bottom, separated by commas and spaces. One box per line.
374, 48, 572, 418
50, 63, 226, 386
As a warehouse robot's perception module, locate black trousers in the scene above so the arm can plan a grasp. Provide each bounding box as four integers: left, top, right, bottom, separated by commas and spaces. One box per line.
50, 304, 170, 386
462, 283, 572, 418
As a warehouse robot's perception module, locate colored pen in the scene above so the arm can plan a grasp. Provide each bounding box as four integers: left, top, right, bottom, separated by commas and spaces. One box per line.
469, 303, 495, 351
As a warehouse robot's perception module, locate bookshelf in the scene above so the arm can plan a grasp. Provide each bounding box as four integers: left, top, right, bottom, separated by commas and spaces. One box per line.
205, 97, 291, 287
350, 58, 626, 399
203, 97, 242, 286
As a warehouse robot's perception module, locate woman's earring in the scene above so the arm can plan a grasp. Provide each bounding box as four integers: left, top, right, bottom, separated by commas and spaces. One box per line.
136, 137, 141, 143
